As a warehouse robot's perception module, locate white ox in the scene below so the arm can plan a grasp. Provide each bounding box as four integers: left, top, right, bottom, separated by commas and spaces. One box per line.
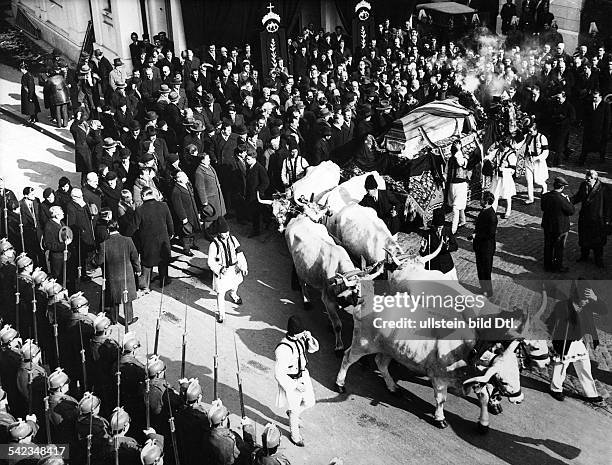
285, 214, 383, 352
318, 171, 386, 215
335, 268, 551, 432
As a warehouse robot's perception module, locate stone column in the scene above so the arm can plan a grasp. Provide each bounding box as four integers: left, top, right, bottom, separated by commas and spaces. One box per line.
549, 0, 584, 52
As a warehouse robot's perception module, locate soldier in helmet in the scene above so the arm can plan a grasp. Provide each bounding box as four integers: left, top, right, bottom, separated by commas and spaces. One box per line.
89, 313, 120, 416
36, 455, 65, 465
205, 399, 255, 464
115, 332, 146, 443
109, 406, 141, 464
0, 387, 17, 443
15, 340, 47, 432
0, 325, 22, 413
0, 239, 17, 312
75, 392, 111, 465
140, 432, 165, 465
62, 293, 94, 393
145, 354, 182, 463
47, 367, 78, 445
8, 416, 40, 454
15, 253, 36, 336
176, 378, 211, 465
250, 423, 291, 465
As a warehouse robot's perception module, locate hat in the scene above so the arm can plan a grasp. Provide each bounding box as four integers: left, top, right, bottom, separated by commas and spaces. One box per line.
79, 64, 91, 74
553, 176, 569, 188
201, 203, 216, 218
9, 420, 34, 441
216, 217, 229, 234
376, 99, 392, 111
144, 111, 158, 121
318, 107, 331, 118
0, 325, 18, 345
359, 104, 372, 118
287, 315, 305, 336
69, 292, 89, 311
191, 120, 205, 132
106, 171, 118, 181
204, 121, 215, 133
270, 126, 281, 139
146, 126, 157, 137
208, 399, 229, 426
48, 367, 69, 390
16, 253, 33, 270
147, 354, 166, 377
93, 312, 111, 332
122, 332, 140, 352
169, 91, 180, 102
263, 423, 281, 449
128, 120, 141, 131
102, 137, 117, 149
113, 58, 124, 67
432, 208, 446, 226
185, 378, 202, 402
182, 117, 196, 127
21, 339, 40, 361
141, 438, 164, 465
203, 93, 214, 105
287, 137, 299, 151
321, 125, 332, 136
43, 187, 55, 200
78, 392, 101, 414
234, 124, 247, 135
227, 103, 236, 112
146, 56, 155, 64
236, 144, 247, 154
0, 239, 14, 254
119, 147, 131, 159
110, 407, 131, 432
31, 267, 48, 286
171, 76, 182, 85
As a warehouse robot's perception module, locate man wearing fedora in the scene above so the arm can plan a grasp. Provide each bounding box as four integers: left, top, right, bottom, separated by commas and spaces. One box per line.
169, 74, 187, 111
121, 120, 144, 161
109, 81, 128, 113
140, 67, 161, 109
90, 49, 112, 102
164, 90, 183, 132
541, 176, 575, 272
77, 63, 98, 117
171, 171, 201, 257
194, 151, 226, 236
182, 119, 205, 155
203, 92, 222, 128
109, 58, 126, 95
143, 55, 161, 81
312, 125, 332, 165
99, 137, 119, 171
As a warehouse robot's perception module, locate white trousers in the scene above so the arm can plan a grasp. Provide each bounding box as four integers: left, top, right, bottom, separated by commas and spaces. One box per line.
550, 348, 598, 397
525, 169, 548, 202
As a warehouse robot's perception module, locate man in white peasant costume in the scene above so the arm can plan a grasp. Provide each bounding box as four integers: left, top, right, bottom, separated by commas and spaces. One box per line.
207, 217, 248, 323
274, 315, 319, 448
485, 136, 517, 219
519, 121, 549, 204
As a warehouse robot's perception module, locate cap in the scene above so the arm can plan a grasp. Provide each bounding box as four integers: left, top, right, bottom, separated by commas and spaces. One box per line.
287, 138, 299, 151
113, 58, 124, 67
287, 315, 304, 336
16, 253, 33, 270
208, 399, 229, 426
270, 126, 281, 139
106, 171, 117, 181
110, 406, 130, 432
78, 392, 101, 414
48, 367, 69, 390
169, 91, 179, 102
147, 355, 166, 377
553, 176, 569, 187
43, 187, 55, 200
144, 111, 158, 121
432, 208, 445, 226
119, 147, 131, 160
234, 124, 247, 136
185, 378, 202, 402
141, 438, 164, 465
216, 217, 229, 234
21, 339, 41, 361
364, 174, 378, 190
9, 420, 34, 441
69, 292, 89, 311
93, 312, 111, 332
146, 126, 157, 137
129, 120, 141, 131
31, 267, 48, 286
262, 423, 281, 449
0, 325, 19, 345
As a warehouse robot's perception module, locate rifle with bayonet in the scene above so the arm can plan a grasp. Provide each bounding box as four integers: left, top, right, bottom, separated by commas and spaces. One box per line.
115, 328, 121, 465
2, 184, 7, 239
145, 333, 150, 429
166, 388, 181, 465
181, 302, 187, 379
78, 320, 87, 394
122, 248, 128, 332
43, 369, 51, 444
86, 392, 93, 465
213, 319, 218, 400
233, 333, 245, 418
153, 278, 164, 355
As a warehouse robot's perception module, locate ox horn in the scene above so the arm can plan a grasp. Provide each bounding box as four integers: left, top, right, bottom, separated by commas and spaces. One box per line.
418, 240, 443, 265
462, 364, 500, 389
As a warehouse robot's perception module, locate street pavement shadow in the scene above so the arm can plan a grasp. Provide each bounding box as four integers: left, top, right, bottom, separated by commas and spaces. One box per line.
47, 146, 76, 164
447, 408, 581, 464
16, 158, 79, 187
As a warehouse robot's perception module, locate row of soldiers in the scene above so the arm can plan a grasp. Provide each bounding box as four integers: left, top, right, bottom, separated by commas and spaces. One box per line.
0, 240, 291, 464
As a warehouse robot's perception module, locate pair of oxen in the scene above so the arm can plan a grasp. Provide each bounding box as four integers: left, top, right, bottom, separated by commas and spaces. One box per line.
260, 161, 551, 432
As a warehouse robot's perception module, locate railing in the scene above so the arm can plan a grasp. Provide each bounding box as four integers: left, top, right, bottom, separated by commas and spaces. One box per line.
78, 20, 95, 67
15, 7, 41, 40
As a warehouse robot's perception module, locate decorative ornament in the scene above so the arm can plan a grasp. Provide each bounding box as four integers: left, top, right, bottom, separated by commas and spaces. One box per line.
355, 0, 371, 21
262, 2, 280, 33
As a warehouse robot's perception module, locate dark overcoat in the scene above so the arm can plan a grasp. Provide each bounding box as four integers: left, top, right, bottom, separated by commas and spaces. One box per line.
96, 232, 141, 304
170, 182, 201, 234
128, 199, 174, 267
572, 180, 611, 249
20, 71, 40, 116
194, 163, 226, 222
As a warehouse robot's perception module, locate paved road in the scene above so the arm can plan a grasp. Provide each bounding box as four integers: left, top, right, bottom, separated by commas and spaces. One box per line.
1, 65, 611, 464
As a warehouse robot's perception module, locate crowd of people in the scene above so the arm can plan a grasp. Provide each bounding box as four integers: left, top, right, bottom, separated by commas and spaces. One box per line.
4, 1, 612, 462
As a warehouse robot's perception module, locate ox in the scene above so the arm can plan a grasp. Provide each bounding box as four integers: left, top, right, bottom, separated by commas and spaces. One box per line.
285, 214, 383, 353
335, 272, 550, 432
318, 171, 386, 215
